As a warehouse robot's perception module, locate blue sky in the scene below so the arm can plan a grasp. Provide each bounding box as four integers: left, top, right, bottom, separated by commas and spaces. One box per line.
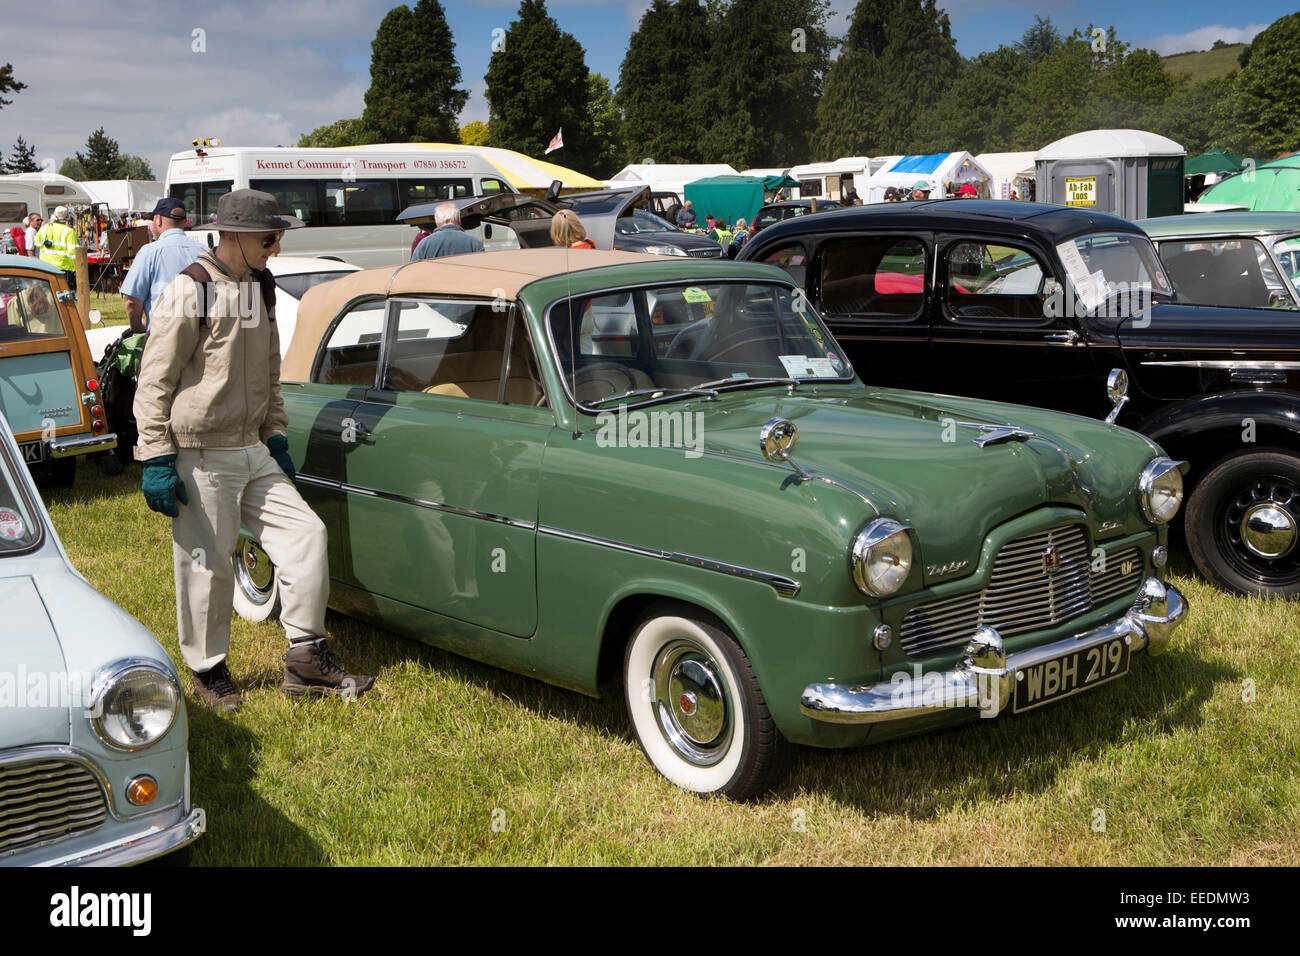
0, 0, 1293, 177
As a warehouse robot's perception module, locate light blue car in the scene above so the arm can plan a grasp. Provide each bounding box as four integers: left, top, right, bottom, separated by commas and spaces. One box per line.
0, 409, 203, 865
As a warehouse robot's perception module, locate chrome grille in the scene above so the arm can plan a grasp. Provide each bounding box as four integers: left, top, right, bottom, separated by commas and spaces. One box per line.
0, 758, 108, 856
900, 526, 1142, 657
686, 247, 722, 258
1091, 546, 1144, 605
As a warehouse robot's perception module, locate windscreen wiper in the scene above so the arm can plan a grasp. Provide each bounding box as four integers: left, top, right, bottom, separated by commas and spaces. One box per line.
585, 386, 720, 409
692, 376, 802, 391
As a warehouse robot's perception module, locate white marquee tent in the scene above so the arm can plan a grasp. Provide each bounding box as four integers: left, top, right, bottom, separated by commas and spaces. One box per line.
607, 163, 741, 202
865, 152, 993, 201
973, 152, 1036, 200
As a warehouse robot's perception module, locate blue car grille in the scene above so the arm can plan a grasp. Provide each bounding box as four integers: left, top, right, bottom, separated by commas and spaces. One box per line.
899, 526, 1145, 657
0, 758, 108, 856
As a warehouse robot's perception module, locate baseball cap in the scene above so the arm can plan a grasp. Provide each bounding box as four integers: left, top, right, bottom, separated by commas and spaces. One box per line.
146, 198, 189, 221
957, 183, 978, 196
53, 205, 69, 220
911, 181, 931, 191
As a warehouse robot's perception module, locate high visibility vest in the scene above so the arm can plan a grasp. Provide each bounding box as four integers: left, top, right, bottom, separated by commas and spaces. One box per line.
712, 228, 733, 246
35, 222, 78, 272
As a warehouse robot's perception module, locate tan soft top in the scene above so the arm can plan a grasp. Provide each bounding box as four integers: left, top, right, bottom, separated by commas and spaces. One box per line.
282, 248, 655, 381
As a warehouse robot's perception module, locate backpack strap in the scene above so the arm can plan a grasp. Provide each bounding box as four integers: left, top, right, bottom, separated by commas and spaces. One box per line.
253, 267, 277, 322
180, 262, 212, 327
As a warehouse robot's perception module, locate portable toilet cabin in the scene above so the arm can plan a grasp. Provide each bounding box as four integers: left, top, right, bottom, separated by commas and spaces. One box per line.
1035, 130, 1185, 219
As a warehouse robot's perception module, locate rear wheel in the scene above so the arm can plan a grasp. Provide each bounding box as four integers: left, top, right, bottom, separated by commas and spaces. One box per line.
623, 604, 792, 799
232, 536, 282, 622
1185, 449, 1300, 597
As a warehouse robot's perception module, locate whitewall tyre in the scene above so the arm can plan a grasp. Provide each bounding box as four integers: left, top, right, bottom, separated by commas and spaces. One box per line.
231, 536, 282, 622
623, 606, 792, 800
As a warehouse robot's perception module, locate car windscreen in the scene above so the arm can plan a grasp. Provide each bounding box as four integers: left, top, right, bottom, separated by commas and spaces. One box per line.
1057, 232, 1173, 315
1272, 236, 1300, 290
0, 275, 67, 341
275, 271, 355, 301
0, 438, 43, 553
548, 281, 854, 409
615, 209, 678, 235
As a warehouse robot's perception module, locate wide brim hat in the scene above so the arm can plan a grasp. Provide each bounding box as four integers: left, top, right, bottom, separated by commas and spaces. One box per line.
212, 188, 305, 232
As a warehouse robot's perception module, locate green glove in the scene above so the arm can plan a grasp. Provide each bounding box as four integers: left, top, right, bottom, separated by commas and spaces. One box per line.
266, 434, 295, 482
141, 455, 189, 517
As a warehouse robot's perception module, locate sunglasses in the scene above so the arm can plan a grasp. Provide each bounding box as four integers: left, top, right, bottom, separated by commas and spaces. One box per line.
258, 231, 284, 249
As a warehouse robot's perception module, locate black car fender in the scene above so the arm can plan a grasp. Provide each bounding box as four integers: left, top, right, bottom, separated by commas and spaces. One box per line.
1135, 389, 1300, 485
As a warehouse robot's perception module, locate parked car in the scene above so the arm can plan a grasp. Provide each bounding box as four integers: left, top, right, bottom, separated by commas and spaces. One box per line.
1138, 212, 1300, 310
750, 199, 844, 234
0, 409, 203, 865
232, 248, 1187, 798
397, 187, 725, 258
0, 255, 117, 485
740, 198, 1300, 597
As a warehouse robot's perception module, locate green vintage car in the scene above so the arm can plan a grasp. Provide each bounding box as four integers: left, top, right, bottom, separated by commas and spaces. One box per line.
238, 248, 1188, 798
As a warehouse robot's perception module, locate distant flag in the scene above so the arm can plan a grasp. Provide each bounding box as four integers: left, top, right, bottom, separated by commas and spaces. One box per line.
545, 128, 563, 155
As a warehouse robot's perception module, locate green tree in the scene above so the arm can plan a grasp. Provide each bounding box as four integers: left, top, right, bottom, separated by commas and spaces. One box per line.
3, 136, 40, 173
616, 0, 712, 164
362, 0, 468, 143
58, 156, 87, 179
586, 74, 624, 178
814, 0, 960, 157
117, 155, 155, 180
696, 0, 833, 168
911, 46, 1031, 154
1151, 75, 1241, 156
75, 127, 122, 179
458, 120, 490, 146
485, 0, 595, 171
298, 118, 378, 147
1234, 12, 1300, 156
0, 62, 24, 109
1015, 15, 1062, 62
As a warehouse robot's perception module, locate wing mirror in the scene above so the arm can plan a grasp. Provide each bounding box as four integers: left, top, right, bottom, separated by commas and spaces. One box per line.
1105, 368, 1129, 424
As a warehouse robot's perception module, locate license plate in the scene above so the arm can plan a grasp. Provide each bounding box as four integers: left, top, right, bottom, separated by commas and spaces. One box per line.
1012, 636, 1130, 713
19, 441, 46, 464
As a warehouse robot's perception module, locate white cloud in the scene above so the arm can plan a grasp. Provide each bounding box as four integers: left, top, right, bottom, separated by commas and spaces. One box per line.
1149, 23, 1269, 56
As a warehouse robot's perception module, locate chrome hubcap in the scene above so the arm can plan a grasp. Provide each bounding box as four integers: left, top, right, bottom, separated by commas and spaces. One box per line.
234, 538, 275, 603
1241, 503, 1297, 558
652, 639, 732, 767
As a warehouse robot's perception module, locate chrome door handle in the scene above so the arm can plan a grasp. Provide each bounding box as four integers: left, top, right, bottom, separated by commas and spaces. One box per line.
1045, 330, 1081, 344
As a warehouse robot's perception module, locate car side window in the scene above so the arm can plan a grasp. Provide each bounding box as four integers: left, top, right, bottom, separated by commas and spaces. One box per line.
383, 298, 544, 406
1160, 239, 1296, 310
313, 299, 386, 387
760, 242, 808, 288
944, 241, 1047, 321
0, 275, 66, 340
819, 235, 926, 320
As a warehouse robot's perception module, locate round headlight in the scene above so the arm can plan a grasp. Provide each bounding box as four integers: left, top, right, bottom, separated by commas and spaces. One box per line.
1138, 458, 1185, 524
89, 661, 179, 751
851, 518, 914, 597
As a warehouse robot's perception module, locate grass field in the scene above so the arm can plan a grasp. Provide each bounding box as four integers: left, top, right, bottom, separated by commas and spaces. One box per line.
39, 460, 1300, 866
1163, 44, 1247, 83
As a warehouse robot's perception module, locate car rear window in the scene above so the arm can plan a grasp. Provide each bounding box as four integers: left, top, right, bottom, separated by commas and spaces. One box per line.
0, 275, 67, 341
275, 271, 354, 301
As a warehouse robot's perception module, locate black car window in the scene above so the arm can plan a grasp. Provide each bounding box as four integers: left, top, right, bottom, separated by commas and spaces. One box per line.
945, 241, 1047, 321
819, 236, 927, 321
760, 242, 809, 288
753, 210, 781, 231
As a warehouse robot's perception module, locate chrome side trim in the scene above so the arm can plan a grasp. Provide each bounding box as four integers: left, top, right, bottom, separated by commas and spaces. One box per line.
1140, 360, 1300, 370
539, 525, 801, 598
297, 473, 536, 529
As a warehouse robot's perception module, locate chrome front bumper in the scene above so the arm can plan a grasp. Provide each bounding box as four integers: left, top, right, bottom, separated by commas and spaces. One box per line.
37, 806, 206, 867
801, 577, 1187, 725
49, 432, 118, 458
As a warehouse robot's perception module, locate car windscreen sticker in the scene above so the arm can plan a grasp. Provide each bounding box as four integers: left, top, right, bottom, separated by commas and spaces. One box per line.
1056, 240, 1103, 312
0, 508, 26, 541
827, 352, 847, 375
682, 287, 712, 303
779, 355, 837, 378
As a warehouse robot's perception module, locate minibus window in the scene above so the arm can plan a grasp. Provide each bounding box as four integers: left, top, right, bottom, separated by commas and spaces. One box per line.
324, 181, 398, 227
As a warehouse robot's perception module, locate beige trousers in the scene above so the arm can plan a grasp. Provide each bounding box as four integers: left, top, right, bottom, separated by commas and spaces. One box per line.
172, 444, 327, 672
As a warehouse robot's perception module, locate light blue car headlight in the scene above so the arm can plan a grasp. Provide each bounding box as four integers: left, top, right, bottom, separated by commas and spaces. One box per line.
88, 659, 180, 751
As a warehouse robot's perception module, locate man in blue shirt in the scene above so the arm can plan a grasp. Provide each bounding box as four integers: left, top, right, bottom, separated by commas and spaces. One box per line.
121, 198, 201, 332
411, 204, 485, 261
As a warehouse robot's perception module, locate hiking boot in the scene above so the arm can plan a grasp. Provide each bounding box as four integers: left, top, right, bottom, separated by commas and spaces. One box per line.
283, 639, 375, 699
192, 661, 242, 713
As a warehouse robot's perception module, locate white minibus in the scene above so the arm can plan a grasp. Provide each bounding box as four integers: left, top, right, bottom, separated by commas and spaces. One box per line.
164, 145, 521, 267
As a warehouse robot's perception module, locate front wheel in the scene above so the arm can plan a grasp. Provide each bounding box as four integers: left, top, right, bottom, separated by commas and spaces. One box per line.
232, 536, 282, 622
623, 605, 792, 799
1185, 449, 1300, 597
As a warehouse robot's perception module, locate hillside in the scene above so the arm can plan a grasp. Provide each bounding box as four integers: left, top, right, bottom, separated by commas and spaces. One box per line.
1162, 43, 1247, 82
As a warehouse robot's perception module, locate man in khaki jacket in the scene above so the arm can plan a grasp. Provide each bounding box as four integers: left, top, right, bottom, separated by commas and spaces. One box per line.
134, 189, 373, 712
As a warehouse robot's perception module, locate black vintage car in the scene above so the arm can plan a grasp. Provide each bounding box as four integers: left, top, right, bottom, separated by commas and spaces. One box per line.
740, 199, 1300, 598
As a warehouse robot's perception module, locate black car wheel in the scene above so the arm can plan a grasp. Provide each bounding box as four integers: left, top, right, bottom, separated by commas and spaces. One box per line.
1185, 449, 1300, 597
